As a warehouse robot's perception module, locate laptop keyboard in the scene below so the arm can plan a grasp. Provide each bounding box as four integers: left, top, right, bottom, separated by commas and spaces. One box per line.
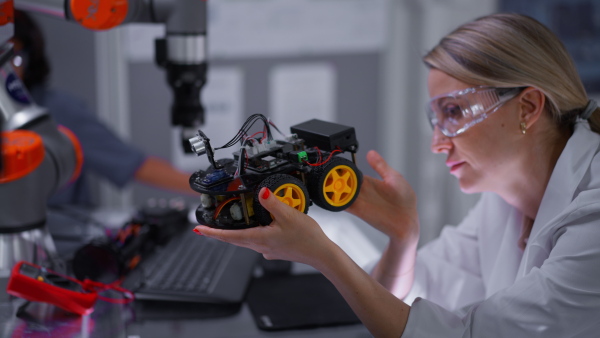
140, 232, 232, 293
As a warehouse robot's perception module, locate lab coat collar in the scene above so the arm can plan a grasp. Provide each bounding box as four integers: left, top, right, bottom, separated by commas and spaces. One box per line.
529, 121, 600, 242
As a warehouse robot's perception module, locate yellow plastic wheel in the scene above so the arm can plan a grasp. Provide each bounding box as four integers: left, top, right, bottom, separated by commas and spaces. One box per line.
273, 183, 308, 212
254, 174, 309, 225
322, 164, 359, 207
308, 157, 362, 211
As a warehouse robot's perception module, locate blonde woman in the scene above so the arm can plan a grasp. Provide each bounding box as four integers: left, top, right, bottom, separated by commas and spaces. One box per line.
195, 13, 600, 337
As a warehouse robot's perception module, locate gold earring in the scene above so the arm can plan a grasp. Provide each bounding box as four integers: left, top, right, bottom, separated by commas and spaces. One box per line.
520, 122, 527, 134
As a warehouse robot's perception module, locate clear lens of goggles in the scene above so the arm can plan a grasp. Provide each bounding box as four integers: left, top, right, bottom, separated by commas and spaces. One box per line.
427, 86, 525, 137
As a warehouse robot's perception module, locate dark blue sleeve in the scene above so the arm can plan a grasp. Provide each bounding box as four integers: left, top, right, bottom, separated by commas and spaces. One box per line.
35, 87, 147, 188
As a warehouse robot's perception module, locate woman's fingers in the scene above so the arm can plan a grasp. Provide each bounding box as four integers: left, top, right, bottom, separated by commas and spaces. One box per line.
193, 187, 303, 253
366, 150, 394, 181
194, 224, 253, 245
366, 150, 407, 187
258, 187, 299, 224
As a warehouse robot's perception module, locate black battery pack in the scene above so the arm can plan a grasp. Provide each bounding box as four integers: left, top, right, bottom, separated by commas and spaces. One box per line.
290, 119, 358, 152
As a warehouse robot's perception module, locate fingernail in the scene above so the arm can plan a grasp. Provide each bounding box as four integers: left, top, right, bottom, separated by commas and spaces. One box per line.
262, 188, 270, 199
193, 228, 203, 235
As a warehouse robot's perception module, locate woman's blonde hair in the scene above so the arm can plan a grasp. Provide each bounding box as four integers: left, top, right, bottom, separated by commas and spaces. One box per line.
423, 13, 600, 133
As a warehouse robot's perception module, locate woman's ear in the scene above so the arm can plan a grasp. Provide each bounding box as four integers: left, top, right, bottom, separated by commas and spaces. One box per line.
518, 87, 546, 129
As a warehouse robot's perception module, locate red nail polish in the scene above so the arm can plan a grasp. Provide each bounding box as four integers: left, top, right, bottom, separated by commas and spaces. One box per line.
262, 188, 270, 199
193, 228, 202, 235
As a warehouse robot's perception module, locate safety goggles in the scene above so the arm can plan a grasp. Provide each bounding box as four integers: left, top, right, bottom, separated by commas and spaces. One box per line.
426, 86, 526, 137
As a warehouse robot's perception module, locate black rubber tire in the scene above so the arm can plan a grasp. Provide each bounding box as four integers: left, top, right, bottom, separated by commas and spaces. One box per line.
307, 156, 362, 211
253, 174, 309, 226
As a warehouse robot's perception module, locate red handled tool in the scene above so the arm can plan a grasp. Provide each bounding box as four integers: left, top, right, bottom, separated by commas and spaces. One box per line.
6, 261, 133, 316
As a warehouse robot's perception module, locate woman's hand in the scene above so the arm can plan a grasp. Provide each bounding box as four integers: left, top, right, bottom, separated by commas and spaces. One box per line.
347, 150, 419, 243
196, 164, 414, 337
347, 150, 419, 297
194, 188, 335, 267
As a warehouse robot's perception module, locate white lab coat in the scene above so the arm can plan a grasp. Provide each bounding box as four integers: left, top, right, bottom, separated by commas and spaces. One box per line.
402, 121, 600, 337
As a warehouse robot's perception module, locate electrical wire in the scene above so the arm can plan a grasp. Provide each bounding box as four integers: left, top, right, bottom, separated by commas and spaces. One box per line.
213, 196, 241, 220
268, 118, 286, 138
303, 147, 342, 167
216, 114, 273, 150
234, 149, 250, 177
242, 131, 265, 147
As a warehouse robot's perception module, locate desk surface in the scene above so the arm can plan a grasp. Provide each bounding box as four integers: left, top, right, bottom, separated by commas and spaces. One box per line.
0, 207, 375, 337
1, 277, 371, 338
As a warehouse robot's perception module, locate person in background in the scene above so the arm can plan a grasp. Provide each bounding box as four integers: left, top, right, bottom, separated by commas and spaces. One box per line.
13, 10, 195, 207
195, 13, 600, 337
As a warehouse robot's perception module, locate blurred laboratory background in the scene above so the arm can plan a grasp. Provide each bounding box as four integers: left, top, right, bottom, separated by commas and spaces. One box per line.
30, 0, 600, 250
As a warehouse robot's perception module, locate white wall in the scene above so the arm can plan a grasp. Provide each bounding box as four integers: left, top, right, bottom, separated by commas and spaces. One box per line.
380, 0, 497, 247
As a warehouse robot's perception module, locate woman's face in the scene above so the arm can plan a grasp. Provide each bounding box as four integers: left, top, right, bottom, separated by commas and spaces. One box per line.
428, 69, 523, 194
